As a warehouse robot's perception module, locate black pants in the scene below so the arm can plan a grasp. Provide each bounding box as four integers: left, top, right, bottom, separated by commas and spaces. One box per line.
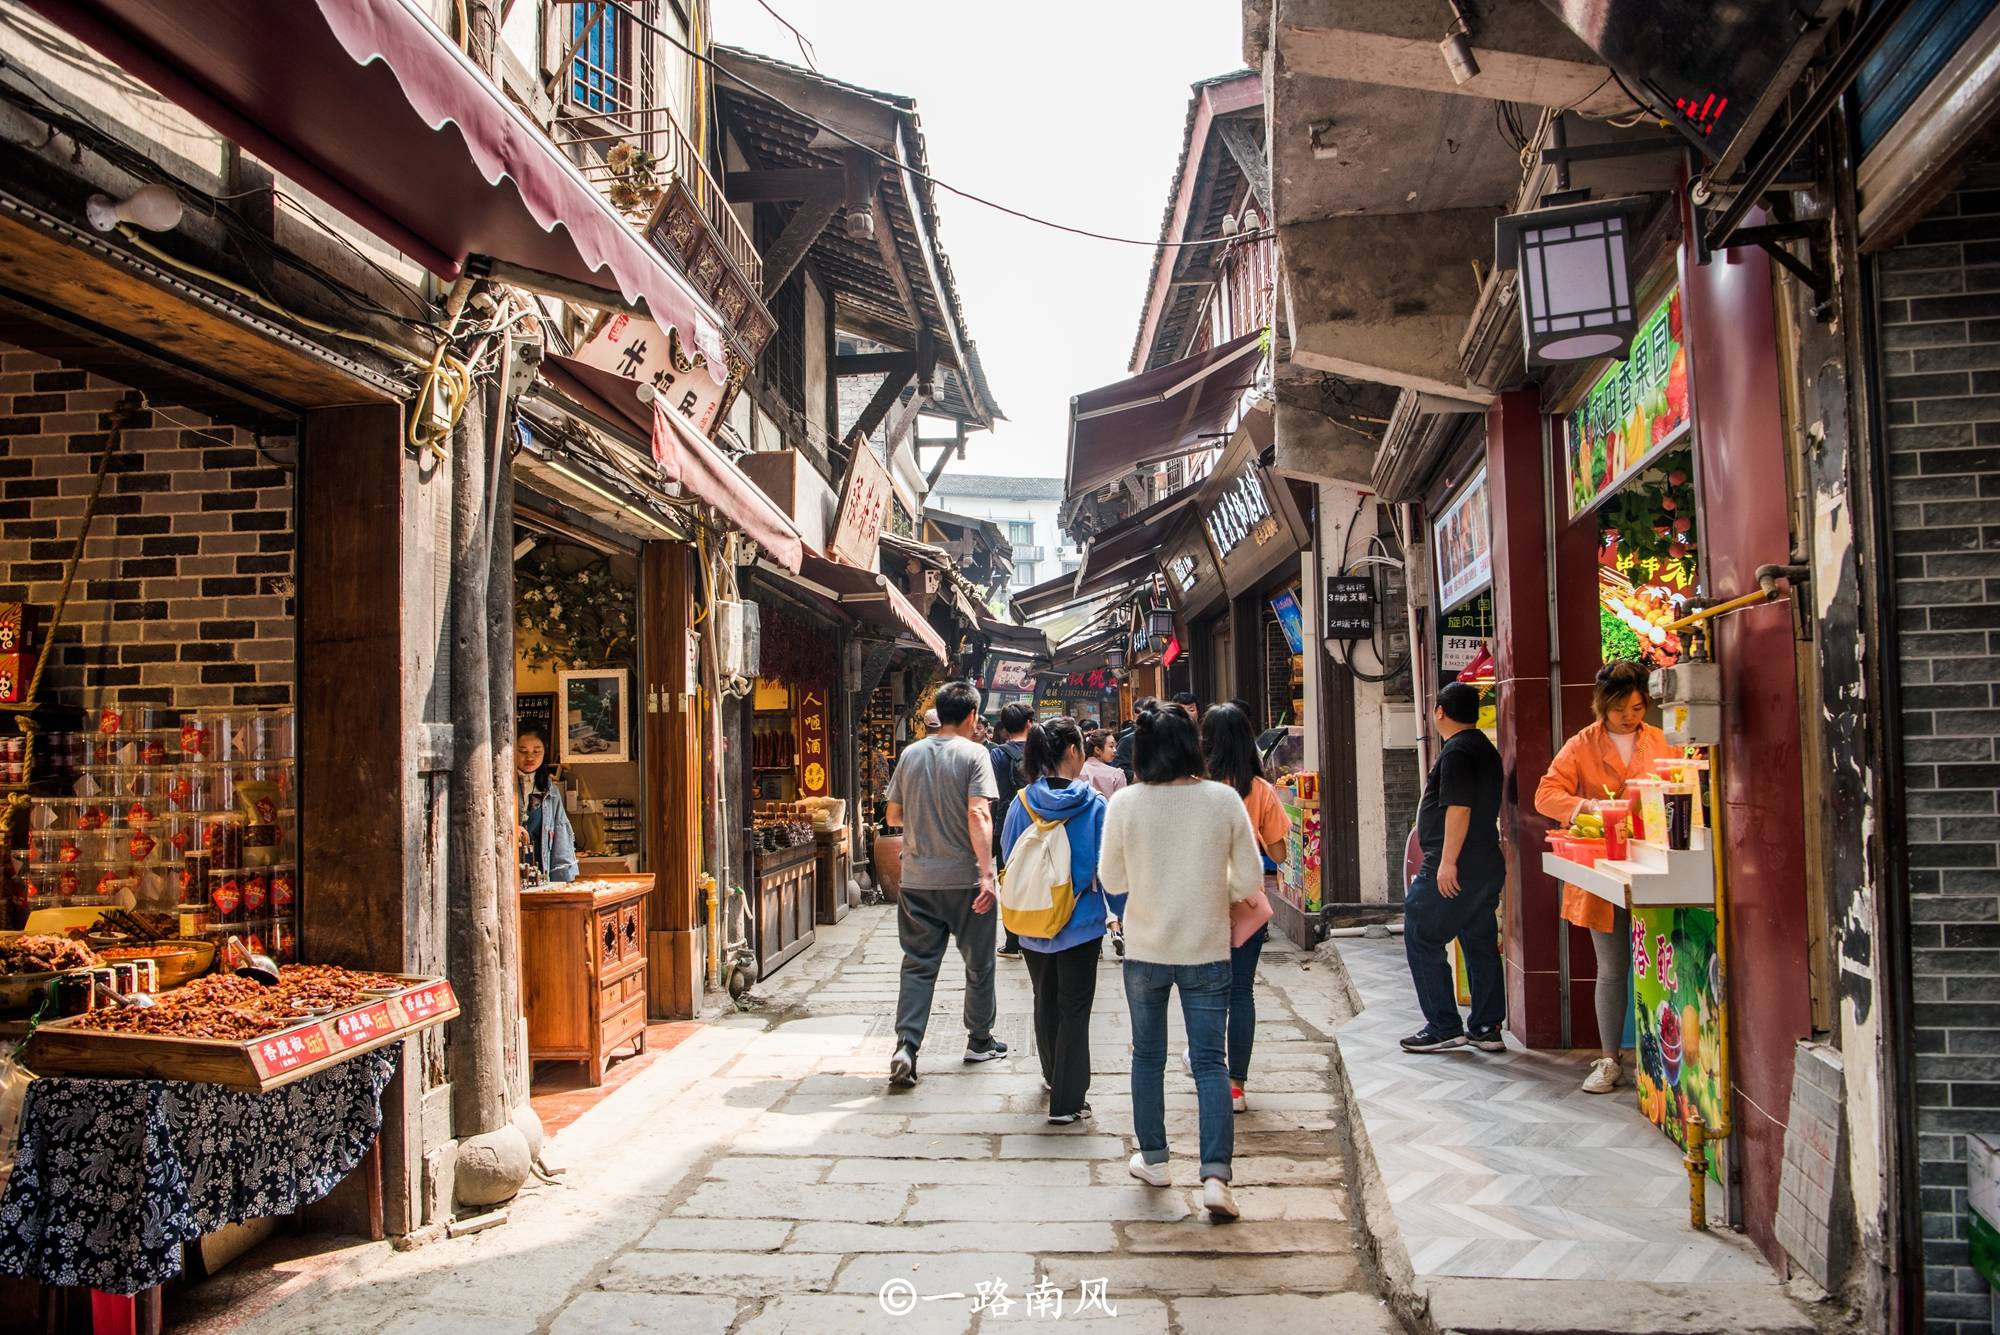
1402, 866, 1506, 1037
1022, 938, 1101, 1116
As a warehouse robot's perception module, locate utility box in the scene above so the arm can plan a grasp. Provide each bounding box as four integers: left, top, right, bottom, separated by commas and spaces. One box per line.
1652, 660, 1723, 746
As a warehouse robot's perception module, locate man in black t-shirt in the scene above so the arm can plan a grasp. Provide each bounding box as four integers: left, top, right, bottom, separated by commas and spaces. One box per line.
1401, 682, 1508, 1054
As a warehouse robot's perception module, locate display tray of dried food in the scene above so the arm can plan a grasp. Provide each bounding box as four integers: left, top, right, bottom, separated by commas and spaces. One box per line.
19, 965, 459, 1092
0, 933, 102, 1015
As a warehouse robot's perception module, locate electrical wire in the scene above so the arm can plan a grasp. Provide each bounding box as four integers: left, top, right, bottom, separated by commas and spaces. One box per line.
594, 0, 1273, 251
747, 0, 817, 70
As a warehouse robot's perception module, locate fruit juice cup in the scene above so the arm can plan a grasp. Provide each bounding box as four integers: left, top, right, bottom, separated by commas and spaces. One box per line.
1628, 779, 1669, 846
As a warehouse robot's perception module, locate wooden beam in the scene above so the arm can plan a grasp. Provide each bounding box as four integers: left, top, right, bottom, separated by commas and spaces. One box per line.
725, 166, 843, 203
834, 350, 918, 377
1213, 115, 1272, 213
844, 365, 915, 448
643, 540, 704, 1019
760, 177, 845, 299
870, 189, 923, 329
892, 126, 977, 400
831, 301, 920, 350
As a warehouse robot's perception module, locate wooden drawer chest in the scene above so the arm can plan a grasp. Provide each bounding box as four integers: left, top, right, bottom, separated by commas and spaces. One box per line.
520, 875, 652, 1085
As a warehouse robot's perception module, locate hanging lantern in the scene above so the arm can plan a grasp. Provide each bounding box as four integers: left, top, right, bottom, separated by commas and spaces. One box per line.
1146, 605, 1176, 641
1106, 644, 1128, 671
1494, 196, 1647, 364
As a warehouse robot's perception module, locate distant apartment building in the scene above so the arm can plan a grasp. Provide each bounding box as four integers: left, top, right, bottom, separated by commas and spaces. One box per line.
928, 474, 1075, 591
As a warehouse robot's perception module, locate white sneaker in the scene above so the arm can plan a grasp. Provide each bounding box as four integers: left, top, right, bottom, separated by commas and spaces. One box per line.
1231, 1084, 1247, 1114
1202, 1177, 1240, 1221
1581, 1056, 1622, 1094
1127, 1153, 1171, 1187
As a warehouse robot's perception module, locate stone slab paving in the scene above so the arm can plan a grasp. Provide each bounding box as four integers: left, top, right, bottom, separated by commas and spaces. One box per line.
224, 907, 1398, 1333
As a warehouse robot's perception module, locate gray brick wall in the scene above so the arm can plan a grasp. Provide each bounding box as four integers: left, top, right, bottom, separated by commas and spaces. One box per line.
1383, 747, 1419, 900
1879, 164, 2000, 1335
0, 344, 294, 717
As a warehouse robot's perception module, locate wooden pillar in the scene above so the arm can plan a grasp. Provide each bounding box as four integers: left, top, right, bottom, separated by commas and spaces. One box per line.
299, 401, 446, 1234
1484, 389, 1566, 1049
643, 540, 703, 1018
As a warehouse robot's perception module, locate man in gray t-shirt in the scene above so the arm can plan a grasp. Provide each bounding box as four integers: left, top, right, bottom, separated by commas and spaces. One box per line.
884, 681, 1008, 1085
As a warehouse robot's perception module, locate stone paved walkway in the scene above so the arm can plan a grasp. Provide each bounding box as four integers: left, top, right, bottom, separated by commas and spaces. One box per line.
224, 906, 1401, 1334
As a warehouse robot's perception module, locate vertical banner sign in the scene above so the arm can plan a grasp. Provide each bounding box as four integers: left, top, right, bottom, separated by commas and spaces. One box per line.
1431, 465, 1492, 613
1630, 904, 1726, 1180
798, 689, 830, 796
1564, 288, 1690, 516
828, 442, 893, 569
576, 313, 727, 436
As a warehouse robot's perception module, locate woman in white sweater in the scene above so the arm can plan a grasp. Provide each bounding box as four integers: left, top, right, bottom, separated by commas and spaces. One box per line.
1098, 705, 1264, 1221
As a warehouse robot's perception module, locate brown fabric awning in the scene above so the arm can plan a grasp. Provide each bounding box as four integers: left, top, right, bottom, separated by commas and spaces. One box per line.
539, 355, 803, 572
33, 0, 729, 376
796, 551, 949, 661
1065, 330, 1263, 497
1073, 490, 1199, 588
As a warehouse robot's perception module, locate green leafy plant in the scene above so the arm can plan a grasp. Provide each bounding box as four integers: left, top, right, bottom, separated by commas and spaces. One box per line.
516, 556, 634, 670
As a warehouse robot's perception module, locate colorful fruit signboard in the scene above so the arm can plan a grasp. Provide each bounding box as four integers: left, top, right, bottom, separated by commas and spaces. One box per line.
1564, 289, 1691, 517
1631, 904, 1727, 1181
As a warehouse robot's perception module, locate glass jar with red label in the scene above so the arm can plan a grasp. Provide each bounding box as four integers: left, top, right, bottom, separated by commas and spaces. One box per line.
266, 915, 296, 964
179, 715, 212, 761
246, 710, 295, 761
242, 866, 270, 916
268, 863, 296, 915
206, 865, 245, 925
177, 850, 211, 907
201, 814, 244, 868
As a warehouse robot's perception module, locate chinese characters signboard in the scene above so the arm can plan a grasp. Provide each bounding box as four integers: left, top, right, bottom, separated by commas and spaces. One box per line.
988, 657, 1037, 693
798, 689, 830, 795
1564, 288, 1689, 517
576, 312, 727, 437
1322, 577, 1374, 640
1203, 468, 1278, 562
249, 1024, 333, 1080
1631, 904, 1725, 1180
829, 442, 893, 569
1432, 465, 1492, 614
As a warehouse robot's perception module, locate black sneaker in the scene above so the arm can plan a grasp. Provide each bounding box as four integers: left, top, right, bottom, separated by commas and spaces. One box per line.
1047, 1102, 1093, 1125
1467, 1026, 1506, 1052
1399, 1026, 1469, 1053
889, 1045, 919, 1087
997, 946, 1023, 958
963, 1035, 1009, 1063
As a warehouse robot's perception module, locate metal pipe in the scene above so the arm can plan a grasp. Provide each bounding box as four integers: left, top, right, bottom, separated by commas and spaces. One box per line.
1685, 1113, 1710, 1229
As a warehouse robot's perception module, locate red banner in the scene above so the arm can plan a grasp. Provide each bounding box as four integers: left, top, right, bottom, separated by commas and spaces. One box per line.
798, 688, 830, 796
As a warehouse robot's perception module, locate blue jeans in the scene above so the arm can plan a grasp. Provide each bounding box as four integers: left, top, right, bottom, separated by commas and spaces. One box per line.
1124, 957, 1233, 1182
1402, 866, 1506, 1037
1228, 925, 1267, 1083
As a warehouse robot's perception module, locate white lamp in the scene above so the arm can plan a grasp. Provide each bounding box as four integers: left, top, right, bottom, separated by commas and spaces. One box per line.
1493, 196, 1648, 364
86, 184, 185, 234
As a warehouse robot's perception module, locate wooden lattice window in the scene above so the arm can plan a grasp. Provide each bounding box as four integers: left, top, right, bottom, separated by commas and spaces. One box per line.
568, 2, 636, 120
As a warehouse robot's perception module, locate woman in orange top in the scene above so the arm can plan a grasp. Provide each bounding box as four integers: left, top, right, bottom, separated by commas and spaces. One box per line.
1534, 660, 1674, 1095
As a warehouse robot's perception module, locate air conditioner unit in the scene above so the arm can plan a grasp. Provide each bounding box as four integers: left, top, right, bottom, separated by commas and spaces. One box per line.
739, 599, 761, 679
715, 600, 746, 679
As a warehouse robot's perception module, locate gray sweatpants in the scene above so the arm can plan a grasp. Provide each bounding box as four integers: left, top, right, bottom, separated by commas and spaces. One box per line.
1593, 905, 1633, 1055
894, 884, 997, 1055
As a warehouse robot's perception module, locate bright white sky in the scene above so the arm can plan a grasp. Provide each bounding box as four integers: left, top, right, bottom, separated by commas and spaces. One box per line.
712, 0, 1246, 481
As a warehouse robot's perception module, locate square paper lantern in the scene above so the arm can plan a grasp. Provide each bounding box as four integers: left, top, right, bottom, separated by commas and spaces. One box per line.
1495, 196, 1648, 364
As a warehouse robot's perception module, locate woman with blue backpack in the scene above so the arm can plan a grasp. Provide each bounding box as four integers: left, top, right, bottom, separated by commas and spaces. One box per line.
998, 717, 1115, 1127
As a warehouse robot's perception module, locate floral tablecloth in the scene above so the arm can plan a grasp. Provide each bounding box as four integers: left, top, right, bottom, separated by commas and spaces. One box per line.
0, 1049, 396, 1294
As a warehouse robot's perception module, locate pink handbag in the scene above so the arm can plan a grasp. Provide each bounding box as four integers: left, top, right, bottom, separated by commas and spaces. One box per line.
1231, 883, 1275, 947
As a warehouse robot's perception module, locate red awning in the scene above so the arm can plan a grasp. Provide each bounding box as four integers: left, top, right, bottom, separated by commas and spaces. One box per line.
797, 551, 949, 661
33, 0, 728, 379
538, 354, 802, 572
1065, 330, 1264, 497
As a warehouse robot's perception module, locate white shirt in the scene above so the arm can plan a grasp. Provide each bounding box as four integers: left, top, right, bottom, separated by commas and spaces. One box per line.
1609, 729, 1636, 765
1098, 780, 1264, 965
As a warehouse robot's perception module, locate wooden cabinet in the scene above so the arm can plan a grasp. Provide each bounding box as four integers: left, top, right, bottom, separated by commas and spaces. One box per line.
520, 875, 652, 1085
815, 826, 850, 925
753, 843, 816, 979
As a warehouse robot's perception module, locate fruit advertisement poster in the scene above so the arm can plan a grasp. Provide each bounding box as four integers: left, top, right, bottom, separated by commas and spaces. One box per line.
1631, 904, 1726, 1181
1564, 289, 1690, 517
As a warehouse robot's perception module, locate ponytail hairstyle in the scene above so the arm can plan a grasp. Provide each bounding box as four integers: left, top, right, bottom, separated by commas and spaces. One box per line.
1022, 716, 1085, 781
1132, 706, 1205, 785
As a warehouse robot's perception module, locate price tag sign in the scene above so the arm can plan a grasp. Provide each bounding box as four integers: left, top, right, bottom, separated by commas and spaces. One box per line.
328, 1001, 399, 1051
250, 1024, 333, 1079
1324, 576, 1376, 640
393, 981, 458, 1026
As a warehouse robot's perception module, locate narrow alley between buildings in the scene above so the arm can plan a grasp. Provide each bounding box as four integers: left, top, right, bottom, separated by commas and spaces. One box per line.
193, 908, 1398, 1335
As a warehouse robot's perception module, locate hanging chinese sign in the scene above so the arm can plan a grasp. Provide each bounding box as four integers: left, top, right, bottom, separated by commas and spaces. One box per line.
797, 688, 830, 796
1563, 288, 1690, 517
828, 441, 894, 569
576, 312, 728, 437
1630, 904, 1726, 1181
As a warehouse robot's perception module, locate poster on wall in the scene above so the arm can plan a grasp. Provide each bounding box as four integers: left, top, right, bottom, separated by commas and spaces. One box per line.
1432, 466, 1492, 613
516, 692, 556, 749
987, 657, 1038, 693
798, 688, 830, 796
1631, 904, 1727, 1181
557, 669, 630, 764
1564, 288, 1690, 517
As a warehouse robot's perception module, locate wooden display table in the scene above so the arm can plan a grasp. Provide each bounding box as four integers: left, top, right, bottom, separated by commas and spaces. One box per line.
815, 826, 851, 925
753, 843, 816, 979
520, 875, 651, 1085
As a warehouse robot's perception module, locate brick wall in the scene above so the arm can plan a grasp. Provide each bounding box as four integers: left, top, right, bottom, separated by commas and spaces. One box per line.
1383, 747, 1419, 899
1877, 163, 2000, 1335
0, 344, 294, 718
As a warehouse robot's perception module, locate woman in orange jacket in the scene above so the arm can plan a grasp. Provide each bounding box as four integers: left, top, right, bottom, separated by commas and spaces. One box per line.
1534, 660, 1674, 1095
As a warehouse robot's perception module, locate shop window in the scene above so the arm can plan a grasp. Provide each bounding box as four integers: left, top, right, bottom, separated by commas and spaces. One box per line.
760, 268, 807, 423
1007, 519, 1035, 546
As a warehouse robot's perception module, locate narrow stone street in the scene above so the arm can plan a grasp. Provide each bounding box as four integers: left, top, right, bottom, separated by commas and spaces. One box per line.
219, 906, 1400, 1334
